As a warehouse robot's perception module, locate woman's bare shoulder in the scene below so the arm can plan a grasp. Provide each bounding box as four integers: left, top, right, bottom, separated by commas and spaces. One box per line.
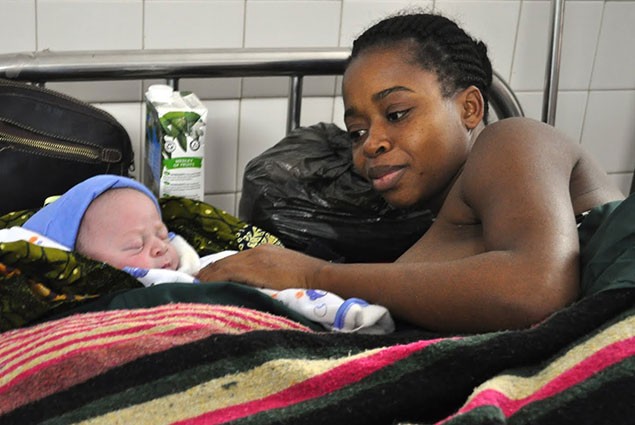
464, 117, 623, 212
474, 117, 578, 154
464, 117, 580, 184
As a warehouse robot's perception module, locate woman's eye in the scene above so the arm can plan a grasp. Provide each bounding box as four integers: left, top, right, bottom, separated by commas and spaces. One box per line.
387, 109, 410, 122
348, 129, 367, 143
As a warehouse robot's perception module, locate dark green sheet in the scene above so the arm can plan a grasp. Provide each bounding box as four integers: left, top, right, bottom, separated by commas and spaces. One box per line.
579, 194, 635, 295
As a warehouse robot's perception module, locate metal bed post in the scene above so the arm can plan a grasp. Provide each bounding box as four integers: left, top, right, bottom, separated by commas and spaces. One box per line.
166, 78, 179, 91
542, 0, 566, 125
287, 75, 303, 133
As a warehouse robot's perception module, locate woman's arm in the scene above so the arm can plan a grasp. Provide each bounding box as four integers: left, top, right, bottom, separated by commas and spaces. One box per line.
199, 119, 586, 332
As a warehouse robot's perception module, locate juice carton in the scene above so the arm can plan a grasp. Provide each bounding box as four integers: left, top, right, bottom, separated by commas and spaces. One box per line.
144, 84, 207, 200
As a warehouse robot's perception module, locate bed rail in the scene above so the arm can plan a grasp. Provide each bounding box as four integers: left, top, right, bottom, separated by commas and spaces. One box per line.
0, 48, 523, 133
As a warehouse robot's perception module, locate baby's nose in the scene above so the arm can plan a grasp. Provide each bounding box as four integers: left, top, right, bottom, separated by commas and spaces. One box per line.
151, 239, 168, 256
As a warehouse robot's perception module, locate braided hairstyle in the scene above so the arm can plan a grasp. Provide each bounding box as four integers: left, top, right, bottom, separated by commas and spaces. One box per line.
350, 12, 493, 123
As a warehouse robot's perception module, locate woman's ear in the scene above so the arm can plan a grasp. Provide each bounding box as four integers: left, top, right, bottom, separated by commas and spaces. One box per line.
457, 85, 485, 129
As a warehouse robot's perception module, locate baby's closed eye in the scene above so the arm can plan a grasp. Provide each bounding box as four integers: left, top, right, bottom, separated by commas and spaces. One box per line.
123, 240, 144, 252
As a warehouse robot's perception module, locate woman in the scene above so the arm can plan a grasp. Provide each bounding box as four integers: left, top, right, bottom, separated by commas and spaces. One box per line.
198, 12, 624, 332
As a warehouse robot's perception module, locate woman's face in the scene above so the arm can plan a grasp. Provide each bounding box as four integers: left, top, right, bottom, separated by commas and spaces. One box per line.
342, 46, 473, 210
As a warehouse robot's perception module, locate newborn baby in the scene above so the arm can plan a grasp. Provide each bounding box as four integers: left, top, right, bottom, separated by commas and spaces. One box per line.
22, 175, 201, 279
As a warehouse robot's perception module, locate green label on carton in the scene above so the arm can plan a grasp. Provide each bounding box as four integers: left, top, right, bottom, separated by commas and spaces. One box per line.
164, 157, 203, 169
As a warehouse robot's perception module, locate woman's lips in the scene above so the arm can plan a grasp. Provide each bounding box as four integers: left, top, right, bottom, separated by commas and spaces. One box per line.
367, 165, 406, 192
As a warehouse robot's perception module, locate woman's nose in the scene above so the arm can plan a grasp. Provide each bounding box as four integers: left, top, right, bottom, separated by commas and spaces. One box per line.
363, 127, 390, 157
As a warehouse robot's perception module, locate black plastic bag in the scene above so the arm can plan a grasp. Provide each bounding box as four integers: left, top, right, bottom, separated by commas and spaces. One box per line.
239, 122, 433, 262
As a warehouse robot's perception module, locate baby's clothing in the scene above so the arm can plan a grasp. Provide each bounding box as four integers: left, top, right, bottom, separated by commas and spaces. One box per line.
0, 226, 69, 250
260, 288, 395, 334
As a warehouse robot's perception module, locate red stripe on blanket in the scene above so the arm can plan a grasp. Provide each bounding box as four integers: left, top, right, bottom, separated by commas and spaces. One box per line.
0, 304, 310, 414
177, 337, 452, 425
1, 309, 248, 382
0, 304, 307, 359
1, 305, 308, 378
3, 322, 199, 386
0, 326, 213, 414
0, 304, 239, 356
443, 336, 635, 421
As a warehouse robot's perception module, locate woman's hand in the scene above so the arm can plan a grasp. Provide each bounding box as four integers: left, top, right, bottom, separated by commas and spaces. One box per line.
196, 245, 328, 290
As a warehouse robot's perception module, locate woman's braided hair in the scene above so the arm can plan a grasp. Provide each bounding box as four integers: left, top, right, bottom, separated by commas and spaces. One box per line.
350, 12, 493, 122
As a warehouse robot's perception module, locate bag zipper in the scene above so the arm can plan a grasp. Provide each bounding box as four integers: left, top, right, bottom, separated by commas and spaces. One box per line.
0, 130, 101, 162
0, 79, 132, 165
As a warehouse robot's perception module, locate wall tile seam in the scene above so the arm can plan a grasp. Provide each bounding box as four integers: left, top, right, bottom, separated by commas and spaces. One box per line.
505, 0, 525, 85
582, 1, 605, 93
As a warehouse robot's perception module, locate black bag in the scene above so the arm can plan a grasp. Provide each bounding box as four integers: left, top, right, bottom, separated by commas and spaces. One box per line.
0, 79, 133, 215
239, 122, 434, 263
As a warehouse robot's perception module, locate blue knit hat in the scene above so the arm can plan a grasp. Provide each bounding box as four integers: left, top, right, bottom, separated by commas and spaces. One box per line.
23, 175, 159, 250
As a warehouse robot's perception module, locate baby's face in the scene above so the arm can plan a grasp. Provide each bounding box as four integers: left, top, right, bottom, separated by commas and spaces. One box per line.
77, 189, 180, 271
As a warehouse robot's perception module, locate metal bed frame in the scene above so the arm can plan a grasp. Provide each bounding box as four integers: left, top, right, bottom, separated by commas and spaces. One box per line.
0, 48, 524, 135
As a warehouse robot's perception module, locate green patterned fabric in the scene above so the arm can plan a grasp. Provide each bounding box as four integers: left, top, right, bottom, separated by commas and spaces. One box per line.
160, 196, 282, 255
0, 197, 282, 331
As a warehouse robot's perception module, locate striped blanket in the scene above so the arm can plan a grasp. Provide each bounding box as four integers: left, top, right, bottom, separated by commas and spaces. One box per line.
1, 287, 633, 425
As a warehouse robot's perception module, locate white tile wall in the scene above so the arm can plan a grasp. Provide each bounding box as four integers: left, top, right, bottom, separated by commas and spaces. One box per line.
558, 1, 603, 91
510, 0, 552, 91
37, 0, 143, 51
552, 91, 589, 144
237, 98, 288, 191
244, 1, 341, 48
0, 1, 36, 54
514, 92, 542, 120
590, 1, 635, 89
0, 0, 633, 215
581, 90, 635, 174
177, 78, 242, 100
202, 100, 241, 193
49, 81, 143, 103
144, 1, 245, 49
301, 97, 337, 128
